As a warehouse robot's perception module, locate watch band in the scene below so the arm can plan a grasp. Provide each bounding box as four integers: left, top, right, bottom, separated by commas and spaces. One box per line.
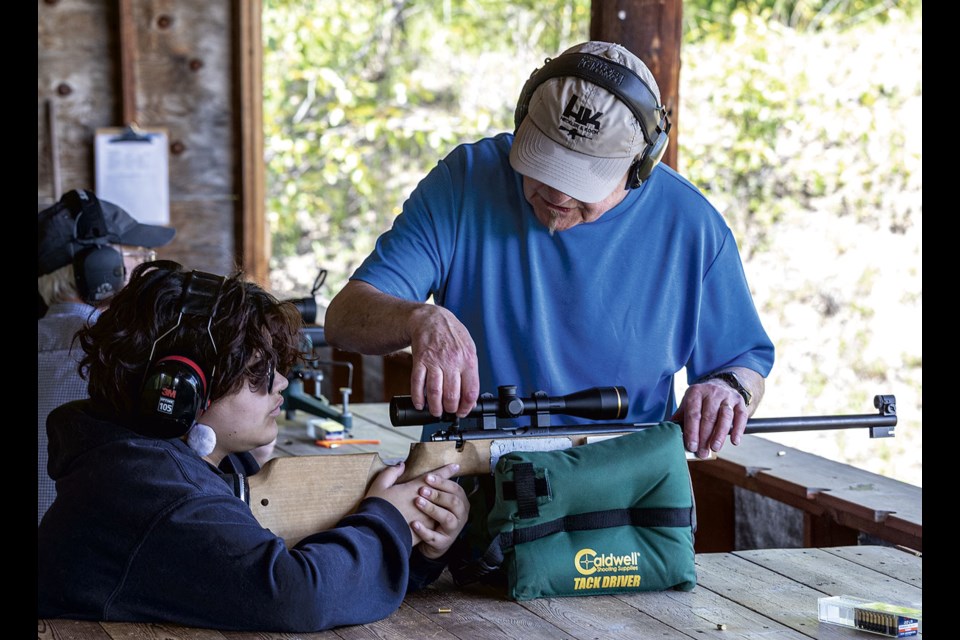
701, 371, 752, 406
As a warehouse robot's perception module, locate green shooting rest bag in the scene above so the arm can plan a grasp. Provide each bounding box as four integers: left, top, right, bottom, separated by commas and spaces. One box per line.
475, 422, 697, 600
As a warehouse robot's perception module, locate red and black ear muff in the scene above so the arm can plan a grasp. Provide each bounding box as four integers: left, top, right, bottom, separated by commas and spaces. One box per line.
138, 355, 210, 439
136, 270, 226, 439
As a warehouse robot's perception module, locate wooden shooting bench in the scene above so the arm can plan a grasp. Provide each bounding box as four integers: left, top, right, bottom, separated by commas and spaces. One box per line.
39, 406, 922, 639
38, 545, 921, 639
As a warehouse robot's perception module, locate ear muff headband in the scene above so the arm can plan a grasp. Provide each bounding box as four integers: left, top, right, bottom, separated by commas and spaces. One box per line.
514, 52, 672, 188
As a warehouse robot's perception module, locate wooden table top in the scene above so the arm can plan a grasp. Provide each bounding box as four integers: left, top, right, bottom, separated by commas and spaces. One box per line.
41, 405, 921, 638
38, 544, 921, 639
274, 403, 419, 462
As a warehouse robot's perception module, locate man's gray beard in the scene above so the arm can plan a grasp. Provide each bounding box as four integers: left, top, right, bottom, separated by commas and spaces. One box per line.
547, 212, 560, 237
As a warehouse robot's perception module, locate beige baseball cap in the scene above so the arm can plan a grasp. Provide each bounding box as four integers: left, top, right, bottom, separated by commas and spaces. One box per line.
509, 41, 662, 203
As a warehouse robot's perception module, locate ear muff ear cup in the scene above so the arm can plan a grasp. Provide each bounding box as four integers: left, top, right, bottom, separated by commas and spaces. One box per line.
627, 130, 670, 189
138, 356, 209, 439
73, 244, 125, 304
65, 189, 125, 304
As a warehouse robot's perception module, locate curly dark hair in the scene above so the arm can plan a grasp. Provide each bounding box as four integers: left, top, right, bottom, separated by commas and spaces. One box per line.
77, 260, 304, 419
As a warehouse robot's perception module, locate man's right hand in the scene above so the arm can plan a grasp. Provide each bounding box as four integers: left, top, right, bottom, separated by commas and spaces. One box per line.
325, 280, 480, 417
407, 305, 479, 418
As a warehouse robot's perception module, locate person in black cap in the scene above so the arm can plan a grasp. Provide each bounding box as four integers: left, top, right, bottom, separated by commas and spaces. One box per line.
37, 189, 175, 525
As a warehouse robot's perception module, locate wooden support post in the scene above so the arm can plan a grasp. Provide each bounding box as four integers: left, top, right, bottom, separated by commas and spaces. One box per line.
117, 0, 139, 125
237, 0, 268, 284
590, 0, 683, 171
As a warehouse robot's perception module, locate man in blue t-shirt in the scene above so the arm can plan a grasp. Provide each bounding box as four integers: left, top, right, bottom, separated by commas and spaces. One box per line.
326, 41, 774, 459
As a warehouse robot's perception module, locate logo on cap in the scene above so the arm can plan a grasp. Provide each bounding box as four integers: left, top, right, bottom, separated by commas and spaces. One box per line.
559, 95, 603, 141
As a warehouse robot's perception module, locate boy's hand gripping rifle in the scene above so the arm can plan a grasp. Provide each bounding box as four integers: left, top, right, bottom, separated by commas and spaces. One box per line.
250, 385, 896, 545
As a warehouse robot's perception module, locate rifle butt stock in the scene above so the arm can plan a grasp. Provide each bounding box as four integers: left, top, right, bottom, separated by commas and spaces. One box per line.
250, 454, 387, 546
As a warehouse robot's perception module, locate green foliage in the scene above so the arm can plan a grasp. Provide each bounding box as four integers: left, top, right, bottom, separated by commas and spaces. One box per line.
680, 13, 795, 256
263, 0, 591, 299
684, 0, 921, 40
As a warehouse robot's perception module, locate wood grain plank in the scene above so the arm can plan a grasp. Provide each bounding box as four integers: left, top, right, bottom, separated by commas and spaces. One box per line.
165, 200, 236, 278
694, 553, 826, 637
275, 411, 416, 461
98, 621, 226, 639
518, 592, 698, 639
700, 436, 922, 544
614, 585, 811, 639
39, 619, 113, 640
731, 548, 921, 608
38, 0, 118, 200
237, 0, 268, 283
816, 546, 921, 589
333, 602, 459, 640
816, 484, 921, 549
404, 575, 577, 640
349, 404, 400, 433
220, 628, 340, 639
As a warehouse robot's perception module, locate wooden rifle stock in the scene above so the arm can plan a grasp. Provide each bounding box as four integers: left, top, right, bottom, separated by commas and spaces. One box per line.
250, 392, 896, 545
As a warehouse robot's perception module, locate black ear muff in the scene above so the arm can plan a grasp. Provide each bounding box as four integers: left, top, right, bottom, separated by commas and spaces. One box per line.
73, 244, 125, 303
627, 128, 670, 189
136, 270, 226, 440
64, 190, 125, 303
514, 52, 672, 189
138, 356, 209, 439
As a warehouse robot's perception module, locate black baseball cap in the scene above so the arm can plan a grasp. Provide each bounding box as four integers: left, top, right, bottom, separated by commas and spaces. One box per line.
38, 189, 175, 276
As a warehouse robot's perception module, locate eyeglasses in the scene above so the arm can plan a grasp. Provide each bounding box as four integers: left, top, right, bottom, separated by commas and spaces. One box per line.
266, 362, 276, 394
122, 248, 157, 263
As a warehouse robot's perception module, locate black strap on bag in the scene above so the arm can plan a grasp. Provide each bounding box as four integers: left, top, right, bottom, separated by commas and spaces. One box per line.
497, 506, 693, 549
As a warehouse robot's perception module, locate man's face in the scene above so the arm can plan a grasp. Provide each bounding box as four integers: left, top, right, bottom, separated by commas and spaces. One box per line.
521, 173, 630, 234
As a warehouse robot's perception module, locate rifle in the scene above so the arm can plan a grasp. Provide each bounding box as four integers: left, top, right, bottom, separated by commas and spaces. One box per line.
249, 386, 897, 545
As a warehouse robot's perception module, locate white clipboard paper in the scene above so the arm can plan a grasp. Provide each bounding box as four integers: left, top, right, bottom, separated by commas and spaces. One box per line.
95, 126, 170, 225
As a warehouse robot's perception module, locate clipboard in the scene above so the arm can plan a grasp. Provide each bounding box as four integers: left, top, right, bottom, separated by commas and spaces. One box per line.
94, 125, 170, 225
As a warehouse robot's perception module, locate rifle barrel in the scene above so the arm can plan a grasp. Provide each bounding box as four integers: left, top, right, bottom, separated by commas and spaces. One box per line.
432, 409, 897, 441
744, 413, 896, 433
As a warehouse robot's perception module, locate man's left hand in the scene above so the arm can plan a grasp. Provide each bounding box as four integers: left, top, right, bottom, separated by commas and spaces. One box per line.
671, 368, 764, 459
